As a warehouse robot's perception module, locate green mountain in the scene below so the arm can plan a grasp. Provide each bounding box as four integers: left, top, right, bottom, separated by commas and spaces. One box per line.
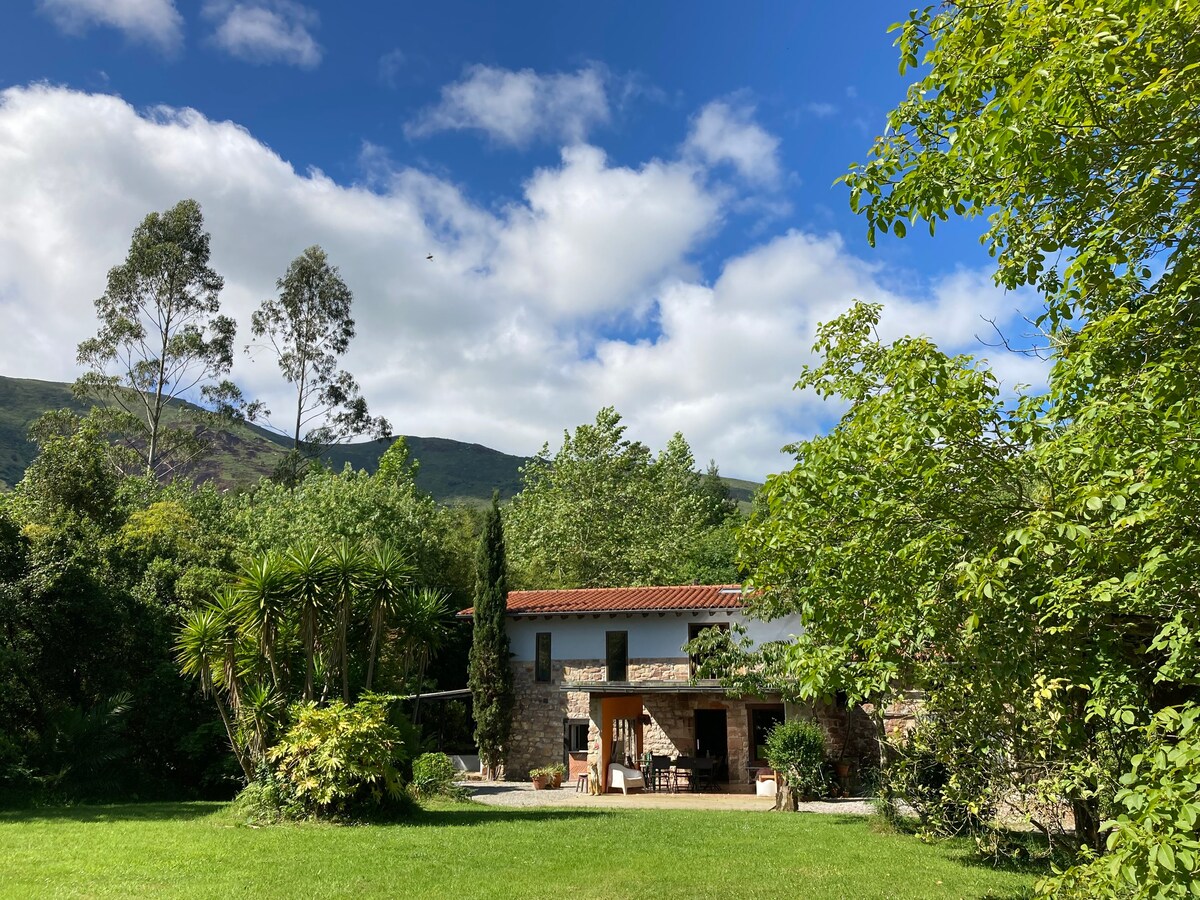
0, 376, 760, 506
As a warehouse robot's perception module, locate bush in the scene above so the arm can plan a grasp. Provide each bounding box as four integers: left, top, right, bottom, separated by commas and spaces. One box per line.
268, 696, 410, 819
764, 719, 828, 807
410, 752, 462, 799
1039, 705, 1200, 899
881, 727, 990, 838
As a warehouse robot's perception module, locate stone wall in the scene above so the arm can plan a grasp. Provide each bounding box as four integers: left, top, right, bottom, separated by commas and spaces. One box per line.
504, 654, 906, 785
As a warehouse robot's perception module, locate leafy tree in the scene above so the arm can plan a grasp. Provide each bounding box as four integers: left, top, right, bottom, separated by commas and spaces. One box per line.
698, 460, 737, 526
75, 199, 248, 479
247, 245, 389, 476
505, 408, 721, 588
733, 0, 1200, 874
468, 493, 514, 779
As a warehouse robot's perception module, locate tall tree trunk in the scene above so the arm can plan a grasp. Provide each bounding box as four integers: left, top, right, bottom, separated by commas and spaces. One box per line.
365, 606, 383, 691
214, 694, 253, 781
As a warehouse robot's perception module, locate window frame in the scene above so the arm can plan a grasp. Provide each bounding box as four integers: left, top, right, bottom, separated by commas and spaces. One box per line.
688, 621, 731, 677
605, 630, 628, 682
535, 632, 552, 683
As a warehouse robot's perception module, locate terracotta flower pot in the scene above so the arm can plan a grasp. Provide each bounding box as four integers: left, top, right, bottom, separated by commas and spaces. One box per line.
531, 775, 548, 790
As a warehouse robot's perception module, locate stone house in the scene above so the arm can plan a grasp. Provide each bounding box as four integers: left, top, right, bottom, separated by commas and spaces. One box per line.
459, 583, 863, 792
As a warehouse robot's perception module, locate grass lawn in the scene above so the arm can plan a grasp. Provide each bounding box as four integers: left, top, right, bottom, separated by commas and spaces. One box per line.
0, 801, 1037, 899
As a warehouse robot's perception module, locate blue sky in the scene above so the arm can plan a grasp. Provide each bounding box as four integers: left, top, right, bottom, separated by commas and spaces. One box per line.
0, 2, 1043, 479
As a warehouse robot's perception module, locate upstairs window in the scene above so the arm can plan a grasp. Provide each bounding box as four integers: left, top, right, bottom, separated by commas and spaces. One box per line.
688, 621, 730, 677
606, 631, 628, 681
535, 632, 552, 682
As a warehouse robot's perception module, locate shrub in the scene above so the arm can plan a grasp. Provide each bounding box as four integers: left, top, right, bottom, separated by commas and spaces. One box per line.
268, 696, 410, 818
410, 752, 461, 799
881, 726, 991, 838
1039, 705, 1200, 899
764, 719, 828, 807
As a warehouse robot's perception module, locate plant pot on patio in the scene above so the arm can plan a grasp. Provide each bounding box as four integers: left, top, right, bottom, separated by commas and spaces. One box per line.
530, 770, 549, 790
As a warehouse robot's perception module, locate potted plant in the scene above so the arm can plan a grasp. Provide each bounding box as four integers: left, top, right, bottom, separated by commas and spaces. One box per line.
544, 763, 565, 789
529, 767, 550, 790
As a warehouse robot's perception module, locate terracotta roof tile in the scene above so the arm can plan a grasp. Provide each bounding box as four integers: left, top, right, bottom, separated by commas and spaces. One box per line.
458, 584, 744, 617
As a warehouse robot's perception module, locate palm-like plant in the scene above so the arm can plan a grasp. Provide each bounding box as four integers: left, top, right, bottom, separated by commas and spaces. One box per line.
285, 542, 333, 702
238, 680, 284, 766
176, 606, 253, 780
234, 551, 291, 691
399, 587, 451, 723
362, 542, 413, 691
326, 539, 367, 702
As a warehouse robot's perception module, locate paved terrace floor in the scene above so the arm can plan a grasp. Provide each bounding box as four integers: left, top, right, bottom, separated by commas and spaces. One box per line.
462, 781, 875, 815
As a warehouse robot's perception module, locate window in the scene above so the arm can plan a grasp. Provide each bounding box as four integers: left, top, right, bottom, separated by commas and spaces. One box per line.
688, 621, 730, 677
606, 631, 628, 681
535, 632, 551, 682
749, 705, 785, 766
566, 720, 589, 753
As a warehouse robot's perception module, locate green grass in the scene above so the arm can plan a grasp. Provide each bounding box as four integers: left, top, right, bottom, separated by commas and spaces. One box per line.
0, 801, 1036, 899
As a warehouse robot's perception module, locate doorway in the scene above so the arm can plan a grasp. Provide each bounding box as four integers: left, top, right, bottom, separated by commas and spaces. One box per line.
693, 709, 728, 781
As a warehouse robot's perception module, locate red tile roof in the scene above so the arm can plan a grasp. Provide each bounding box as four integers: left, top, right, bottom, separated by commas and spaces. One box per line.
458, 584, 744, 617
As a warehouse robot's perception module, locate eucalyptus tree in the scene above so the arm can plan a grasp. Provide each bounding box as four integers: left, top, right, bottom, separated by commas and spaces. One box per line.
247, 245, 389, 479
75, 199, 249, 479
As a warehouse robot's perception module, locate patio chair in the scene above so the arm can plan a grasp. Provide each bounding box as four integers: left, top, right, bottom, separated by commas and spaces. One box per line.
691, 757, 716, 792
650, 755, 672, 792
608, 762, 645, 795
673, 756, 694, 792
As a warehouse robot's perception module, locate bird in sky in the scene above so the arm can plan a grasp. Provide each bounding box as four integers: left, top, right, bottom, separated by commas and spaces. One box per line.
426, 253, 433, 260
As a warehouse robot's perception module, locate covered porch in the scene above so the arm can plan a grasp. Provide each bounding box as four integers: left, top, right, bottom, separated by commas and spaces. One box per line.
561, 681, 787, 794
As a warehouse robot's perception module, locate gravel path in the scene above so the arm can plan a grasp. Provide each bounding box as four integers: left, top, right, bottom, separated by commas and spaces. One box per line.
460, 781, 875, 815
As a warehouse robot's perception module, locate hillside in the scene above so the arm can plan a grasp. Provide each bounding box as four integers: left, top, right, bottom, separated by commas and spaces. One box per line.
0, 376, 526, 503
0, 376, 759, 506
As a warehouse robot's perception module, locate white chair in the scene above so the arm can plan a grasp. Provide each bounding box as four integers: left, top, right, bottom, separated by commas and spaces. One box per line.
608, 762, 645, 795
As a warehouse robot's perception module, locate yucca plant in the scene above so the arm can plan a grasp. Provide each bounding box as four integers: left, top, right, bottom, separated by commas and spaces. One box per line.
177, 607, 252, 780
234, 551, 291, 691
362, 542, 413, 691
285, 542, 334, 702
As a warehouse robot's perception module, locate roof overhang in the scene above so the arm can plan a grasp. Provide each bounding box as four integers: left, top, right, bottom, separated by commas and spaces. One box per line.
456, 607, 743, 619
559, 680, 740, 695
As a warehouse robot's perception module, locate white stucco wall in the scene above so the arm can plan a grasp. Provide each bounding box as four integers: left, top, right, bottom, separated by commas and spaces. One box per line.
507, 610, 803, 662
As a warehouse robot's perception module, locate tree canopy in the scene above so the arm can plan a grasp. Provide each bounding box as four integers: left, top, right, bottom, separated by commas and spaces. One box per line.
74, 199, 247, 479
732, 1, 1200, 889
505, 407, 735, 588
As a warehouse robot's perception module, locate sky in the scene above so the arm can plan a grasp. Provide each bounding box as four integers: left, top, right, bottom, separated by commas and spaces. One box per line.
0, 1, 1046, 481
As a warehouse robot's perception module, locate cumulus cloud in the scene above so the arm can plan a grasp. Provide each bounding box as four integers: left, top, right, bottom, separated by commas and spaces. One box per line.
684, 100, 781, 186
0, 84, 1044, 480
408, 64, 610, 147
38, 0, 183, 53
204, 0, 322, 68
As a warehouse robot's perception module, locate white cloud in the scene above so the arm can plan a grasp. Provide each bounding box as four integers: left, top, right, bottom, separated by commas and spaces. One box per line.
0, 84, 1045, 482
377, 48, 405, 88
803, 101, 837, 118
408, 65, 610, 147
204, 1, 322, 68
684, 100, 781, 186
38, 0, 183, 53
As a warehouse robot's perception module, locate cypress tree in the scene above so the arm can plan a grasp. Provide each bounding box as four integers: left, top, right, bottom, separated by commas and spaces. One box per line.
468, 491, 514, 779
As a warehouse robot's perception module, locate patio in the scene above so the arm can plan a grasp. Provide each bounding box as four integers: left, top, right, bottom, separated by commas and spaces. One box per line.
463, 781, 876, 815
